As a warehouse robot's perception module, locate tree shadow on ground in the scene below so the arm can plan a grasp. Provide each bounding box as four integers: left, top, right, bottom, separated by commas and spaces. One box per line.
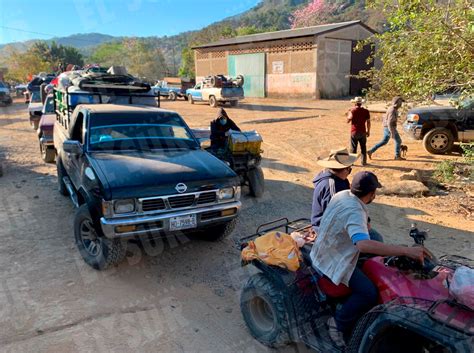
243, 115, 323, 125
262, 158, 310, 173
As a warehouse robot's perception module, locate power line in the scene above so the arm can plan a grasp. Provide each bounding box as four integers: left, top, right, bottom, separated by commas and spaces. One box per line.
0, 26, 107, 45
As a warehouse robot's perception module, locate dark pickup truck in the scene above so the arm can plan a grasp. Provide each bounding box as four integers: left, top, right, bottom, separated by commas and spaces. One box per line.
403, 99, 474, 154
54, 104, 241, 270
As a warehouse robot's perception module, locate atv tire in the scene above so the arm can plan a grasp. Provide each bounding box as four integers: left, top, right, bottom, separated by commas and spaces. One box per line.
248, 166, 264, 197
196, 219, 236, 241
74, 204, 126, 270
240, 273, 291, 348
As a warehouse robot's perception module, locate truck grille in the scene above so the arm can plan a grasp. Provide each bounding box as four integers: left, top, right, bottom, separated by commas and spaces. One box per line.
197, 191, 217, 205
139, 190, 220, 213
142, 198, 166, 212
168, 195, 196, 208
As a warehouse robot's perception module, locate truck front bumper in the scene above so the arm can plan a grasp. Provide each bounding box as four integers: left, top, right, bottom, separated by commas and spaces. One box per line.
403, 122, 422, 140
100, 201, 241, 239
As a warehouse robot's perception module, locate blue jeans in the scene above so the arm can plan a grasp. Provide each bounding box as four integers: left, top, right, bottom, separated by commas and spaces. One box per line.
335, 267, 378, 333
369, 127, 402, 158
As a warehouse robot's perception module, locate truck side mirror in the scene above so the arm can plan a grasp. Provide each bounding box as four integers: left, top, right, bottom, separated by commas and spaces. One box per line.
63, 140, 83, 155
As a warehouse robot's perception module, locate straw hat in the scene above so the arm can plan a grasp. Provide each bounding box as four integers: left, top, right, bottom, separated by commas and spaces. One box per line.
351, 96, 365, 104
317, 148, 359, 169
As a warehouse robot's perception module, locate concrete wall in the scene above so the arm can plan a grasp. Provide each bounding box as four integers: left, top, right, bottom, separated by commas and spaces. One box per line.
194, 36, 317, 98
316, 24, 374, 98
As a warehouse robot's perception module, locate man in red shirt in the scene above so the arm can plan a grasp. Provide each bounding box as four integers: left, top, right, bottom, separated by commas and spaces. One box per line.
347, 97, 371, 165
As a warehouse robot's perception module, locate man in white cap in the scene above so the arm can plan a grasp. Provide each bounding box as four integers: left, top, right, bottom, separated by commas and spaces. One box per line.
347, 97, 371, 165
312, 148, 383, 242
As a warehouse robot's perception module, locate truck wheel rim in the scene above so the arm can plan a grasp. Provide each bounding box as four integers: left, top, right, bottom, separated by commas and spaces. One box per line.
80, 219, 101, 256
431, 134, 448, 150
249, 296, 275, 333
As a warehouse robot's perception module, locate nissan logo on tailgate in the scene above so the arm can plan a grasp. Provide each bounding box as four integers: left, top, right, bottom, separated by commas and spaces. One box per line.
175, 183, 187, 193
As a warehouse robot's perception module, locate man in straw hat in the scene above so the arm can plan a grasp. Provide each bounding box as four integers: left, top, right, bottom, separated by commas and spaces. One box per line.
347, 97, 371, 165
312, 148, 383, 242
368, 96, 405, 160
310, 171, 432, 348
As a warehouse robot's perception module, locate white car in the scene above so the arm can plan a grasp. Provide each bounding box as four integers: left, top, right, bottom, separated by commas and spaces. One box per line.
28, 91, 43, 129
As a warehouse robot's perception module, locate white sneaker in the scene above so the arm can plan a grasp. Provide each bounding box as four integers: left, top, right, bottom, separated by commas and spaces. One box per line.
327, 317, 346, 348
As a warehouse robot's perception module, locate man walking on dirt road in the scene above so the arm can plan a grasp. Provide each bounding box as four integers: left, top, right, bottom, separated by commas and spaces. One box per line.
368, 96, 405, 160
347, 97, 371, 165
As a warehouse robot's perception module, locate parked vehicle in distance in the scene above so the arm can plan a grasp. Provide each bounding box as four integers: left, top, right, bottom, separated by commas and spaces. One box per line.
403, 99, 474, 154
28, 91, 43, 128
0, 81, 13, 106
37, 94, 56, 163
54, 104, 241, 270
15, 84, 28, 97
186, 75, 244, 108
152, 78, 195, 101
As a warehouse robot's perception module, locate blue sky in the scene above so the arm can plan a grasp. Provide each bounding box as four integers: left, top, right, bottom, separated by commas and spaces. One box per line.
0, 0, 260, 45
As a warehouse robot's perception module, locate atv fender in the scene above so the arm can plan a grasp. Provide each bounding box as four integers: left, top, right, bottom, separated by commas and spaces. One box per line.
351, 301, 473, 353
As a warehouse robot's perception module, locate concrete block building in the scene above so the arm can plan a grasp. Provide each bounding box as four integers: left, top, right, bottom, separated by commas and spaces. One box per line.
193, 20, 376, 99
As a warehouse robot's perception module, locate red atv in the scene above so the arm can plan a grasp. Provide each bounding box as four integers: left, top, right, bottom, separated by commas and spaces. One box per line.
239, 219, 473, 352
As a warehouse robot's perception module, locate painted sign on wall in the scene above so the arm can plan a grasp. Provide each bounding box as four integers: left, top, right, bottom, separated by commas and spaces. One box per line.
272, 61, 284, 74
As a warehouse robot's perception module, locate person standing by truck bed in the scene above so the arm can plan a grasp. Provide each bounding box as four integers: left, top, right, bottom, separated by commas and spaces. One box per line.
210, 108, 241, 149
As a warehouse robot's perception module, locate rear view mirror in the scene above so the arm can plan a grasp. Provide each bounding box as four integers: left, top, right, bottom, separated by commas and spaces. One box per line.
63, 140, 83, 155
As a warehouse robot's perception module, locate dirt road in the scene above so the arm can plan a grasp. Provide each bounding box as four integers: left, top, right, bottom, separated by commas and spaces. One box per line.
0, 98, 472, 352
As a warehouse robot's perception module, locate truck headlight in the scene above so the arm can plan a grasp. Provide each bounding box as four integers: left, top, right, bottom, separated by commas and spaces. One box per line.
218, 187, 234, 200
406, 113, 419, 123
114, 199, 136, 214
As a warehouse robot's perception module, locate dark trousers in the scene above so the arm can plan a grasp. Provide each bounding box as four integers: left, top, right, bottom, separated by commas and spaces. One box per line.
334, 267, 378, 333
350, 133, 367, 164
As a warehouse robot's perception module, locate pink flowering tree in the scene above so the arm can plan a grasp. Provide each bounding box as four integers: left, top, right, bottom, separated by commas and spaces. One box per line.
289, 0, 336, 29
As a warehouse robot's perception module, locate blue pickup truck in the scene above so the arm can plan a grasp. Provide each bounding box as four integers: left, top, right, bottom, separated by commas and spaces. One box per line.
152, 78, 195, 101
186, 75, 245, 108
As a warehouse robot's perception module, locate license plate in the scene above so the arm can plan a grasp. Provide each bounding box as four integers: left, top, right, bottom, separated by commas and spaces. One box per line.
169, 214, 197, 231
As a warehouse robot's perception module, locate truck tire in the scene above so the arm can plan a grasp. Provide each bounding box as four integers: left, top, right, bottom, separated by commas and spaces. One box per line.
40, 141, 55, 163
240, 273, 291, 348
56, 158, 68, 196
210, 76, 217, 87
168, 91, 177, 101
30, 117, 39, 130
74, 204, 126, 270
248, 167, 264, 197
209, 95, 218, 108
188, 94, 194, 104
197, 219, 236, 241
423, 127, 454, 154
230, 100, 238, 107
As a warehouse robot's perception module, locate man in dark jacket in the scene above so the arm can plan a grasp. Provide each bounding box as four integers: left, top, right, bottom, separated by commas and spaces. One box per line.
210, 108, 241, 150
311, 148, 383, 242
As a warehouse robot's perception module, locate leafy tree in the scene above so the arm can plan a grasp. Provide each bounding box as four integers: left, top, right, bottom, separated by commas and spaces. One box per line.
357, 0, 474, 102
4, 48, 50, 82
178, 47, 195, 79
30, 41, 84, 69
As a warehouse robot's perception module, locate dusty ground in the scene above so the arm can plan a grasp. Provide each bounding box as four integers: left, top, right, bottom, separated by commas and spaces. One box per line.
0, 97, 472, 353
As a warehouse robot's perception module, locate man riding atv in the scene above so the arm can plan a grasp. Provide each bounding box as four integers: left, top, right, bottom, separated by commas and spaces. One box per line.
310, 171, 432, 348
210, 108, 241, 150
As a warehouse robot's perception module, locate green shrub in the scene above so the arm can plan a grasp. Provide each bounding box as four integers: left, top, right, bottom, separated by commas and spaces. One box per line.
434, 160, 456, 183
461, 143, 474, 164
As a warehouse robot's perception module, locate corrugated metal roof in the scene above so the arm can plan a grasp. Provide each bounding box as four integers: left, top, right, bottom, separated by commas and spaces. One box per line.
193, 20, 375, 49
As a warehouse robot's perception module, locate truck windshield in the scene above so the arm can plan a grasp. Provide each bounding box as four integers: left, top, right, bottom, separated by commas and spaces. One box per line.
88, 112, 199, 151
44, 97, 54, 113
